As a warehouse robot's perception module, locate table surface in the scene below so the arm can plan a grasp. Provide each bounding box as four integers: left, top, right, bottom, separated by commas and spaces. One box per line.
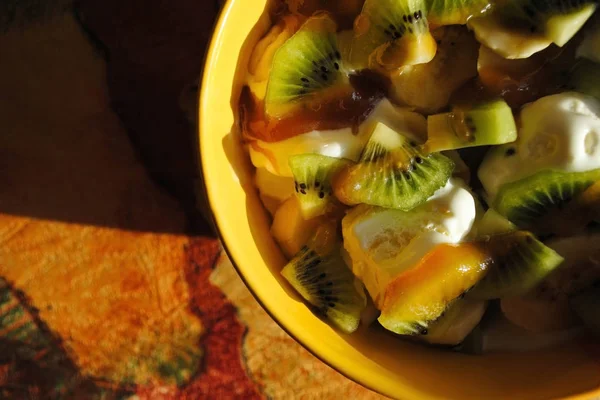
0, 1, 384, 398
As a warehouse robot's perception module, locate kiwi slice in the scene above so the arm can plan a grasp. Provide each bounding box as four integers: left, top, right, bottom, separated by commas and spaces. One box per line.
333, 122, 454, 210
501, 234, 600, 332
281, 223, 367, 333
493, 169, 600, 229
289, 154, 350, 219
501, 0, 597, 46
568, 59, 600, 101
476, 208, 518, 236
378, 242, 490, 335
535, 179, 600, 236
426, 99, 518, 152
468, 0, 595, 59
569, 281, 600, 335
468, 13, 554, 59
349, 0, 437, 70
425, 0, 491, 25
265, 14, 349, 117
468, 231, 564, 299
420, 298, 488, 346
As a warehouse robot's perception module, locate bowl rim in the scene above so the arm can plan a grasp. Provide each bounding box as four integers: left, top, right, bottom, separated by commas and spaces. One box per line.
197, 1, 389, 397
198, 1, 600, 399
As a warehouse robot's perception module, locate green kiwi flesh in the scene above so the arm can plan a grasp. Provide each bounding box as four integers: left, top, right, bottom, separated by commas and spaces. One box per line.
468, 231, 565, 299
350, 0, 437, 69
281, 245, 367, 333
476, 208, 518, 236
500, 0, 597, 46
289, 154, 350, 219
535, 235, 600, 299
333, 123, 454, 210
265, 14, 347, 117
425, 0, 492, 25
569, 282, 600, 335
568, 59, 600, 101
426, 99, 517, 152
493, 168, 600, 229
420, 298, 488, 345
500, 234, 600, 332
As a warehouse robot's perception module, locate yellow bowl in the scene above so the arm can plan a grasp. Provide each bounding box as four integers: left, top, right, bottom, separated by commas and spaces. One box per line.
199, 1, 600, 398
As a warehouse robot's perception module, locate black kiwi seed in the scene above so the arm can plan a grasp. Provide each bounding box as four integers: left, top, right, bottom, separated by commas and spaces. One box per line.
505, 148, 516, 157
300, 183, 307, 190
301, 77, 309, 82
315, 181, 320, 188
335, 51, 341, 59
300, 189, 307, 195
416, 325, 428, 335
319, 191, 325, 199
415, 156, 423, 164
334, 63, 339, 70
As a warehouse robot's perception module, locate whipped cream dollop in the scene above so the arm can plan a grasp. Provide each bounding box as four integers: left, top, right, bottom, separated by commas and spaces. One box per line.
479, 92, 600, 200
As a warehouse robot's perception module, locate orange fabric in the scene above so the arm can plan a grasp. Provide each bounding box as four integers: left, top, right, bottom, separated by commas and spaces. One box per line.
0, 1, 381, 398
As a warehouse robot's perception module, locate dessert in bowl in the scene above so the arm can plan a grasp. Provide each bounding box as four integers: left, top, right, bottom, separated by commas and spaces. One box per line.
199, 0, 600, 398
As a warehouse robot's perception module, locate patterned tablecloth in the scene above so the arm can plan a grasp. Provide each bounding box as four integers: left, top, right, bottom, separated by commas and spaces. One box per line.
0, 1, 384, 398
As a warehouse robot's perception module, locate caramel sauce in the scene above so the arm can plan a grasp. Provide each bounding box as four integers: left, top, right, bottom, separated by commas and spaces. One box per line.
472, 38, 582, 109
239, 70, 389, 143
450, 77, 497, 108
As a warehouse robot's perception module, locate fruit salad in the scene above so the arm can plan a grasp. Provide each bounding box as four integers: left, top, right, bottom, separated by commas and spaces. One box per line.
237, 0, 600, 350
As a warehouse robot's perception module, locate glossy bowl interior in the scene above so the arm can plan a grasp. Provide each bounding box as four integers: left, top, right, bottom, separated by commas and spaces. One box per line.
199, 1, 600, 398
